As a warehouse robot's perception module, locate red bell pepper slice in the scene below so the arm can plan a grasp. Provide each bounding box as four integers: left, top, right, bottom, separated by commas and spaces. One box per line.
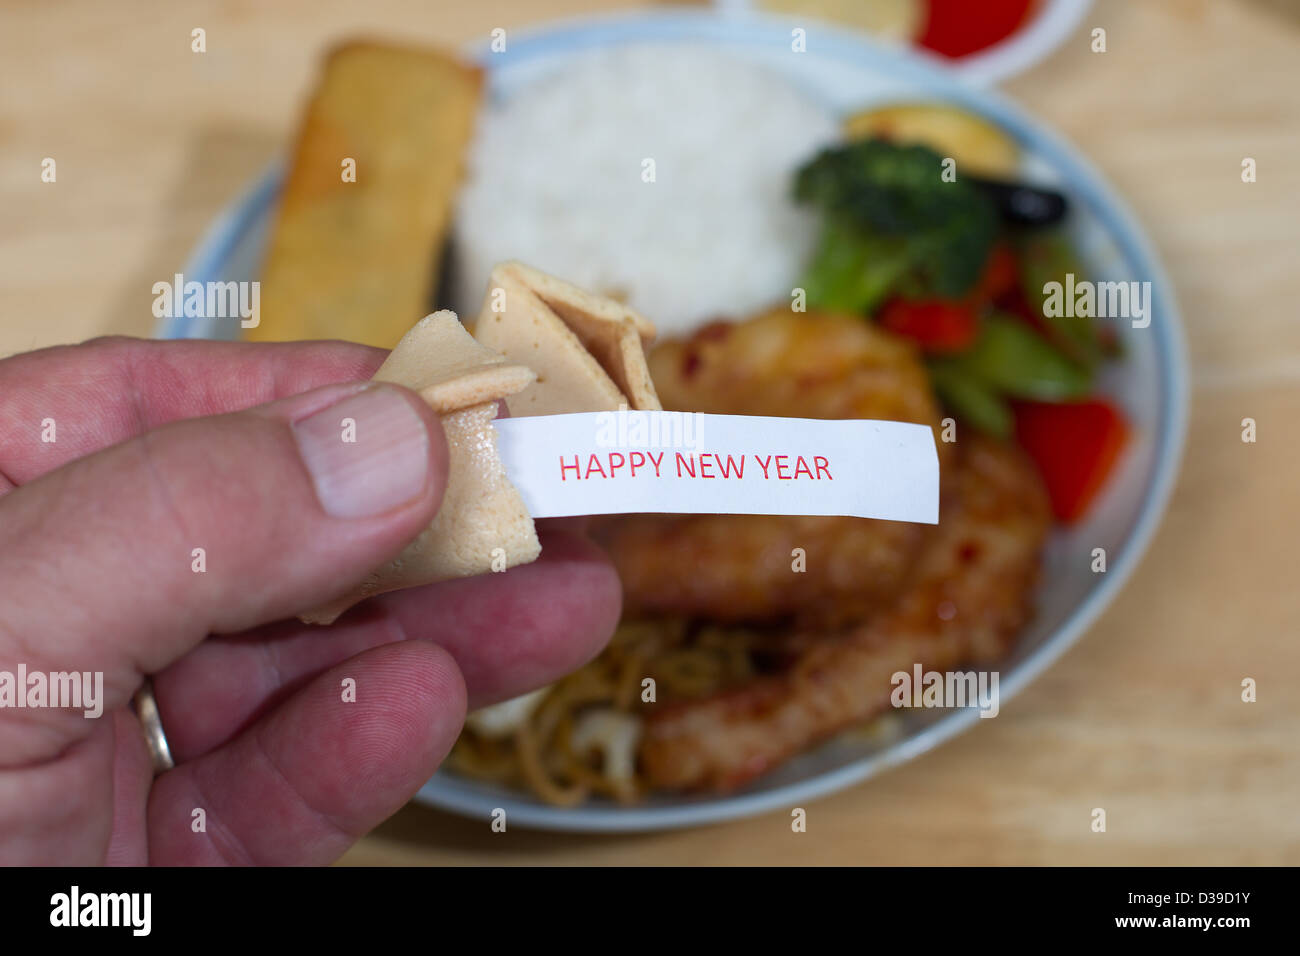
1013, 399, 1131, 523
879, 299, 979, 353
974, 242, 1020, 303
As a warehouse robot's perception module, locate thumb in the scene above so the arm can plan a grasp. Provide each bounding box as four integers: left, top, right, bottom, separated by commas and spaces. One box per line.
0, 381, 447, 745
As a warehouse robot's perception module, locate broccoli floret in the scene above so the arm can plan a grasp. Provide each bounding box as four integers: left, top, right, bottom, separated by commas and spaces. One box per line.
794, 139, 998, 312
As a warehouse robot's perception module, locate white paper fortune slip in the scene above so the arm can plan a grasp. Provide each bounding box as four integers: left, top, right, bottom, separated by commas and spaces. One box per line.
492, 410, 939, 524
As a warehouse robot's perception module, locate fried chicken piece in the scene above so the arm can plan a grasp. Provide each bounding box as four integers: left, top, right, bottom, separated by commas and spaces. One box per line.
650, 307, 945, 429
597, 513, 923, 628
594, 309, 946, 626
638, 435, 1051, 792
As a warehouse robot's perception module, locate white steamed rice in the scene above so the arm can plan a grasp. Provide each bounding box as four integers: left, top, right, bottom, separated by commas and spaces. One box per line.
452, 45, 839, 338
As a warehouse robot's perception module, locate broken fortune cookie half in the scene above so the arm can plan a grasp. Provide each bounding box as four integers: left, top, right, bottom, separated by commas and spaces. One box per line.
300, 266, 660, 625
473, 261, 660, 416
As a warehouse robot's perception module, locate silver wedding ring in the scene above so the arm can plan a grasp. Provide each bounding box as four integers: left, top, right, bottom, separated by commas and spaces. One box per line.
131, 677, 175, 775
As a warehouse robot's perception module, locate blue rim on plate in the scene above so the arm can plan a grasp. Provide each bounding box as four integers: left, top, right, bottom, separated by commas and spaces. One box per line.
167, 10, 1188, 832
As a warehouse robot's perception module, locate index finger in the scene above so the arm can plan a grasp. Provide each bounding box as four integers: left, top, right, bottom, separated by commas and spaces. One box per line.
0, 336, 386, 489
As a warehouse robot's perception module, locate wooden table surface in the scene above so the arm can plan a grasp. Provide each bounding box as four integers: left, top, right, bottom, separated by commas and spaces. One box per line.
3, 0, 1297, 865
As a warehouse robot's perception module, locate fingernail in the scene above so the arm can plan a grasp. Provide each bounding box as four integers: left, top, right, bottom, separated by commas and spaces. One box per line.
292, 386, 430, 518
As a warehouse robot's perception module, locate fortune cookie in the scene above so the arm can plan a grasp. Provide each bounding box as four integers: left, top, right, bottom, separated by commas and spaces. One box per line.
301, 266, 659, 624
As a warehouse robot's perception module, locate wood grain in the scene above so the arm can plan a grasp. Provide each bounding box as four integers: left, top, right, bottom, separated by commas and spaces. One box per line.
1, 0, 1296, 864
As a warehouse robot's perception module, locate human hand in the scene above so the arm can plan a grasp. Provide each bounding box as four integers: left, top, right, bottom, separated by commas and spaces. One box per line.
0, 337, 620, 865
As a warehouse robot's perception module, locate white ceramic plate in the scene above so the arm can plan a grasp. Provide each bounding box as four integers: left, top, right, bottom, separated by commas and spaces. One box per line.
166, 10, 1187, 832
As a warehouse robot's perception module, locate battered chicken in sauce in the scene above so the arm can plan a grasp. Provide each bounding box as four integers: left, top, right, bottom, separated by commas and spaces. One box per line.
592, 309, 1051, 791
595, 309, 949, 628
639, 434, 1050, 791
